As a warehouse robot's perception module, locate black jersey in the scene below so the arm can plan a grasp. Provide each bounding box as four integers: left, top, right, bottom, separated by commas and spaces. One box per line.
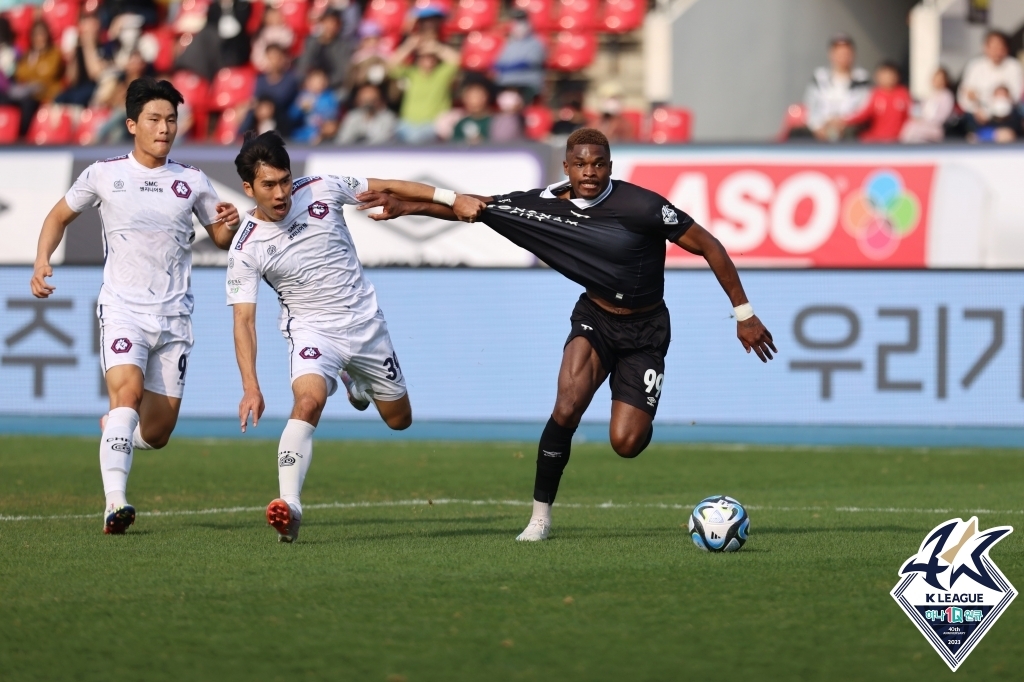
480, 180, 693, 309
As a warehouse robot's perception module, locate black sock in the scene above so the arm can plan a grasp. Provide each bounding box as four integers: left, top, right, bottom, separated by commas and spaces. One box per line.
533, 416, 576, 504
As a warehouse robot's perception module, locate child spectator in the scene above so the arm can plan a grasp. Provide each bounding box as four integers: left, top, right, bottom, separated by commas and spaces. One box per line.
337, 82, 396, 144
251, 6, 295, 74
389, 34, 459, 144
245, 42, 300, 135
490, 88, 524, 142
253, 97, 278, 135
452, 81, 492, 144
842, 61, 911, 142
900, 68, 954, 143
288, 68, 339, 144
968, 85, 1022, 143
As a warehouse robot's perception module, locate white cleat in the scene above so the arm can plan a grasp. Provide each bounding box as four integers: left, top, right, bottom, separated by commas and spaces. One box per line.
340, 371, 370, 412
267, 498, 302, 543
516, 517, 550, 541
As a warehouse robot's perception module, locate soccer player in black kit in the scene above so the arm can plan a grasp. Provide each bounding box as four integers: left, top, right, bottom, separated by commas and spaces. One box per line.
359, 129, 777, 541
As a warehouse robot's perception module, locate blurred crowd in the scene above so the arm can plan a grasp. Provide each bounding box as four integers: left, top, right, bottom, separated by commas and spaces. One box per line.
785, 31, 1024, 144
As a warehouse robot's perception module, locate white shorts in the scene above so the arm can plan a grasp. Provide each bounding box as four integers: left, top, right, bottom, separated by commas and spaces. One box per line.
287, 311, 407, 402
98, 305, 193, 399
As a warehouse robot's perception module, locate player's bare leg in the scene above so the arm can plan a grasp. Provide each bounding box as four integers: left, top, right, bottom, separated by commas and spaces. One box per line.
268, 374, 327, 542
99, 365, 146, 534
609, 400, 654, 459
518, 337, 606, 541
374, 395, 412, 430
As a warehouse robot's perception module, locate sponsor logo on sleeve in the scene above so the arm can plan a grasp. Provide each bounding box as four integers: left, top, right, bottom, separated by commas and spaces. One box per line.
234, 221, 256, 250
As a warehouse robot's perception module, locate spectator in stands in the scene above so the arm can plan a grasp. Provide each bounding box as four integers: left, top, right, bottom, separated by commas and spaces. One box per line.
407, 5, 446, 43
99, 0, 158, 30
289, 67, 340, 143
0, 17, 17, 82
840, 62, 911, 143
55, 12, 112, 107
251, 6, 295, 74
337, 82, 396, 144
551, 96, 586, 135
173, 3, 223, 81
795, 33, 871, 141
9, 21, 63, 136
93, 49, 149, 142
958, 30, 1023, 129
594, 94, 635, 142
493, 10, 546, 102
389, 34, 459, 144
452, 80, 492, 144
216, 0, 254, 68
900, 68, 954, 143
253, 97, 278, 135
490, 88, 524, 142
243, 42, 300, 136
296, 10, 355, 93
967, 84, 1022, 143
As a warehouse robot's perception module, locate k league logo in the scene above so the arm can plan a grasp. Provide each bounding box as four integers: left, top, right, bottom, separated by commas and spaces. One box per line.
891, 517, 1016, 671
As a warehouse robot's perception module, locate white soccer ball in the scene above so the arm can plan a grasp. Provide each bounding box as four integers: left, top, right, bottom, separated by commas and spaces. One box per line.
688, 495, 750, 552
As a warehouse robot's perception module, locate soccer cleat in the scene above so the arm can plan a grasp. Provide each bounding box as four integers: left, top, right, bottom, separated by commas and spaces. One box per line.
340, 371, 370, 411
103, 504, 136, 535
266, 498, 302, 543
515, 517, 550, 542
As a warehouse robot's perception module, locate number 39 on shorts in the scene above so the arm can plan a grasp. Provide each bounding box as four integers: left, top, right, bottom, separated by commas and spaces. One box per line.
643, 369, 664, 397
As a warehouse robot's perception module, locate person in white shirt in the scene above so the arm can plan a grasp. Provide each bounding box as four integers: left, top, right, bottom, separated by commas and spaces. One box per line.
226, 131, 447, 542
801, 33, 872, 141
901, 68, 955, 143
958, 31, 1024, 129
30, 77, 240, 535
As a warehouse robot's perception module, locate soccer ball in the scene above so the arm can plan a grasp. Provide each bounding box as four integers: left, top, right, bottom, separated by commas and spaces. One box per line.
688, 495, 750, 552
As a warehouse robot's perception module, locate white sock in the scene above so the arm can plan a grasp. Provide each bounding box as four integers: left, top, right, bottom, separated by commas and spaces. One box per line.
100, 407, 138, 510
532, 499, 551, 524
347, 374, 371, 403
132, 424, 155, 450
278, 419, 315, 515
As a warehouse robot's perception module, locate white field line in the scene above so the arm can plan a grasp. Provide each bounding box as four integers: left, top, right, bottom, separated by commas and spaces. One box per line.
1, 498, 1023, 522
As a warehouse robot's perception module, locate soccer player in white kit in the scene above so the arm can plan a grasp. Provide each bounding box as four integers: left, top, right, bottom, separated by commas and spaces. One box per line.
227, 132, 447, 542
30, 78, 240, 534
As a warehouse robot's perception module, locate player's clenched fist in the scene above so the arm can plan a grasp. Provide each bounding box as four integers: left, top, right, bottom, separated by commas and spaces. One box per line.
452, 194, 485, 222
31, 261, 55, 298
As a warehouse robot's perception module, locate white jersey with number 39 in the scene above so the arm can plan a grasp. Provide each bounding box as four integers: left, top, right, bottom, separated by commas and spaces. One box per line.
226, 174, 379, 332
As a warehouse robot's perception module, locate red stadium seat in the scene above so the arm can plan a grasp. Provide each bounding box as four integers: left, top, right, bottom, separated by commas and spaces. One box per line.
41, 0, 79, 43
277, 0, 310, 49
511, 0, 555, 33
0, 105, 21, 143
546, 31, 596, 71
7, 4, 36, 52
170, 71, 210, 138
460, 29, 503, 71
621, 108, 643, 140
523, 103, 553, 140
27, 105, 74, 145
147, 26, 178, 74
777, 103, 807, 140
555, 0, 596, 32
601, 0, 644, 33
75, 107, 112, 145
363, 0, 407, 36
212, 107, 242, 145
648, 106, 691, 143
445, 0, 498, 34
173, 0, 210, 34
210, 66, 256, 111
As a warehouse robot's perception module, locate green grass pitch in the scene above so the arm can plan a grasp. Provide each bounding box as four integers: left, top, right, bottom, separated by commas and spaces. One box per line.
1, 435, 1022, 681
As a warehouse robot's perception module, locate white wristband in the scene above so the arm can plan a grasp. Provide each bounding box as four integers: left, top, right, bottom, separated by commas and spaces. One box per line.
432, 188, 457, 207
734, 303, 754, 322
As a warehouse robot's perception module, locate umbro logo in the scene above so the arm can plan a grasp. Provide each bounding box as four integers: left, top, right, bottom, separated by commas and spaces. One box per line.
570, 210, 590, 218
647, 396, 657, 406
278, 455, 296, 467
541, 450, 562, 457
580, 324, 593, 331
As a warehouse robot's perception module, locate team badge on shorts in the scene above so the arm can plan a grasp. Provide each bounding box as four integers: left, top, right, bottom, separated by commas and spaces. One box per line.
891, 517, 1016, 671
308, 201, 329, 219
171, 180, 191, 198
299, 347, 321, 360
111, 338, 133, 354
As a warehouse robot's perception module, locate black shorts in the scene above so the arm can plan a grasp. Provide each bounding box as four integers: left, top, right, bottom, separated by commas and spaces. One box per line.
564, 294, 671, 417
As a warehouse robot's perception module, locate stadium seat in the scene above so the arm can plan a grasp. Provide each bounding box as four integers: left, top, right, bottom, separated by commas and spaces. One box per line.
446, 0, 498, 33
621, 108, 644, 140
648, 106, 691, 143
363, 0, 407, 37
41, 0, 79, 43
777, 103, 807, 140
75, 107, 112, 145
460, 29, 504, 71
170, 71, 210, 138
523, 103, 553, 140
212, 107, 242, 145
210, 66, 256, 111
511, 0, 555, 33
277, 0, 311, 49
546, 31, 596, 71
7, 4, 36, 52
555, 0, 596, 32
27, 105, 74, 145
0, 105, 20, 144
146, 26, 178, 73
173, 0, 210, 34
601, 0, 644, 33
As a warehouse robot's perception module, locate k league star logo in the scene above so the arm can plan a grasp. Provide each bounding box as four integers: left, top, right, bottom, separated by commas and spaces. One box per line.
308, 201, 329, 219
891, 517, 1016, 671
299, 347, 321, 360
171, 180, 191, 198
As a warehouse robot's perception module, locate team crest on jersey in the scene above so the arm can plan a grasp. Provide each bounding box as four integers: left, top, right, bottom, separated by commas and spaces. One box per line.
172, 180, 192, 198
662, 205, 678, 225
299, 347, 321, 360
110, 338, 132, 354
891, 517, 1016, 671
308, 201, 329, 219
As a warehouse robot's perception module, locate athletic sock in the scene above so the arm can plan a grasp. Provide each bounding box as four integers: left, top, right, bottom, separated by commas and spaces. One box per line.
533, 416, 577, 505
532, 499, 551, 524
100, 407, 138, 509
132, 424, 155, 451
277, 419, 315, 515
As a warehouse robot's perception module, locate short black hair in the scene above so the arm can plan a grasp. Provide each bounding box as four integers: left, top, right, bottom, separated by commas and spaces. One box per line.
235, 131, 291, 185
566, 128, 610, 155
986, 30, 1010, 49
125, 77, 184, 122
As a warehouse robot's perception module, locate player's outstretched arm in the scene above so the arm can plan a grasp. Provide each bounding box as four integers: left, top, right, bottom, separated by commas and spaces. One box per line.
676, 224, 777, 363
364, 180, 491, 221
31, 198, 80, 298
356, 191, 489, 223
202, 202, 241, 250
232, 302, 265, 432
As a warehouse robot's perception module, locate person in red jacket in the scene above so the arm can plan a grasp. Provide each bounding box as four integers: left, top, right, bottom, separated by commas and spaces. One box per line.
842, 62, 911, 142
